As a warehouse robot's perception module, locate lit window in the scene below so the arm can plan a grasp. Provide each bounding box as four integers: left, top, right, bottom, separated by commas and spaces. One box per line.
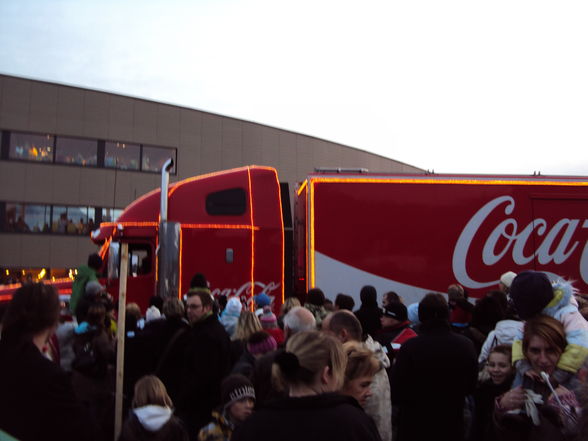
9, 132, 54, 162
55, 136, 97, 166
142, 145, 176, 173
105, 141, 140, 170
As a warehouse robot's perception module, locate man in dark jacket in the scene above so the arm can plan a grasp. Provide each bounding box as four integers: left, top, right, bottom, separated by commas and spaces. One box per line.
390, 293, 478, 441
354, 285, 382, 338
159, 289, 231, 439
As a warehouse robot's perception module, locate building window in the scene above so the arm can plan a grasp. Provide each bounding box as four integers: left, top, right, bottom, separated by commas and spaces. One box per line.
9, 132, 54, 162
1, 202, 118, 235
142, 145, 176, 173
55, 136, 98, 166
100, 208, 123, 223
105, 141, 140, 170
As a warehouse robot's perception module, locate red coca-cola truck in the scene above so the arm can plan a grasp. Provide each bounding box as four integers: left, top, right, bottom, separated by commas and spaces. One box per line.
2, 165, 587, 311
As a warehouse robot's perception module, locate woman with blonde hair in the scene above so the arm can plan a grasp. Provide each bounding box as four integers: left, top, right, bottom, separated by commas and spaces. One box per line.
232, 331, 381, 441
231, 310, 263, 364
118, 375, 188, 441
341, 341, 381, 408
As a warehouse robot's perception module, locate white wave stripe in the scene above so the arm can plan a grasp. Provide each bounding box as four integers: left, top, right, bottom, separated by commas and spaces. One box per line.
314, 251, 433, 306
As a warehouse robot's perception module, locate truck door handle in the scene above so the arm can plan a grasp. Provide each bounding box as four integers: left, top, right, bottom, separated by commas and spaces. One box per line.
226, 248, 234, 263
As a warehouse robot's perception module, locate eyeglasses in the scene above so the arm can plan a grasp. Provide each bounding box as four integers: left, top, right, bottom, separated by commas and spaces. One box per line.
186, 303, 203, 310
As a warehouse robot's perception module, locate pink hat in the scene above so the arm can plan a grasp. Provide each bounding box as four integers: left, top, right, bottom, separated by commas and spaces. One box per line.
247, 331, 278, 356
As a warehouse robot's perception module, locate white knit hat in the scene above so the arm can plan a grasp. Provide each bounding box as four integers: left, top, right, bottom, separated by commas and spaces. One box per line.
500, 271, 517, 288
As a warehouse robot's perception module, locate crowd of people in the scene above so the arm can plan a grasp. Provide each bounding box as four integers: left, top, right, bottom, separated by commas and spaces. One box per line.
2, 261, 588, 441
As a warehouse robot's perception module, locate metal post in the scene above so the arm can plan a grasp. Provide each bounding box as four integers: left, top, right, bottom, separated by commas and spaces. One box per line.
114, 242, 129, 440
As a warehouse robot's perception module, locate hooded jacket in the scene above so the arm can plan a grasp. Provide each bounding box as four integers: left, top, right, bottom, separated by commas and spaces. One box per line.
118, 405, 188, 441
478, 319, 524, 364
70, 264, 98, 314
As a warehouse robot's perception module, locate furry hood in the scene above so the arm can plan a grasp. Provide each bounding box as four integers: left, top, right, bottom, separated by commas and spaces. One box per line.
543, 279, 576, 319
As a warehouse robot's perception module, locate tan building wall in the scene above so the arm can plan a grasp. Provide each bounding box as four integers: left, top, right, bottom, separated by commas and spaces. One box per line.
0, 74, 422, 271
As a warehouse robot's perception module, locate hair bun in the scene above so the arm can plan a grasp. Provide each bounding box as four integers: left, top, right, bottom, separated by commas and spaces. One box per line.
275, 351, 300, 376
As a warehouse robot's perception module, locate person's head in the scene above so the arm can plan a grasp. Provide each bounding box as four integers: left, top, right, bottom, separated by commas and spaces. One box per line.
1, 283, 60, 344
335, 293, 355, 311
234, 310, 262, 341
359, 286, 377, 307
247, 331, 278, 358
447, 284, 465, 302
306, 288, 325, 306
471, 295, 505, 334
499, 271, 517, 293
280, 297, 301, 317
186, 291, 213, 324
260, 305, 278, 329
253, 292, 271, 310
418, 293, 449, 324
190, 273, 208, 289
162, 298, 185, 319
522, 314, 566, 376
220, 374, 255, 423
381, 302, 408, 328
87, 303, 106, 329
224, 297, 243, 318
126, 303, 142, 321
486, 345, 513, 385
132, 375, 173, 409
283, 306, 316, 339
273, 330, 346, 394
149, 296, 164, 311
341, 341, 380, 407
323, 310, 362, 343
510, 271, 554, 320
382, 291, 402, 308
87, 253, 103, 271
85, 280, 105, 298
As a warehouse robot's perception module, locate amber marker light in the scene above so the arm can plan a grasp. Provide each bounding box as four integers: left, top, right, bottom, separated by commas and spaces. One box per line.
273, 168, 285, 304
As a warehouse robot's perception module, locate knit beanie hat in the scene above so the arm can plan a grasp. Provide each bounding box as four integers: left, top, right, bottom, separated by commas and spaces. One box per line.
254, 292, 271, 308
500, 271, 517, 289
509, 270, 553, 320
224, 296, 243, 317
220, 374, 255, 409
260, 305, 277, 329
247, 331, 278, 356
383, 302, 408, 322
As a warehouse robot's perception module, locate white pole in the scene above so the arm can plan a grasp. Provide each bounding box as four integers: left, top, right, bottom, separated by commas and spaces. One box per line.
114, 242, 129, 440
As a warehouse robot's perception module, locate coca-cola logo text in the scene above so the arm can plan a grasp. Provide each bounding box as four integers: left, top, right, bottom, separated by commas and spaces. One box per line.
452, 196, 588, 288
211, 281, 281, 306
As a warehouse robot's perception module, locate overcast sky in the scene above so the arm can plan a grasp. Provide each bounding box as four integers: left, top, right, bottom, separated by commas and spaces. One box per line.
1, 0, 587, 175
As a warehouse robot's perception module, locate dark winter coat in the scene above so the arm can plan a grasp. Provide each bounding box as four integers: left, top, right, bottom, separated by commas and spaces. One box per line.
390, 320, 478, 441
0, 339, 94, 441
470, 377, 513, 441
118, 411, 188, 441
232, 393, 382, 441
159, 313, 231, 437
355, 305, 382, 338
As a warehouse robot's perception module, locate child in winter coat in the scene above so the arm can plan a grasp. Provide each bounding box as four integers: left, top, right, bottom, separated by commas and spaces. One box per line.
509, 270, 588, 385
198, 374, 256, 441
118, 375, 188, 441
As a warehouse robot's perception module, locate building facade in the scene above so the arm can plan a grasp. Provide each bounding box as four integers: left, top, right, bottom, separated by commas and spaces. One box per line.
0, 74, 422, 283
